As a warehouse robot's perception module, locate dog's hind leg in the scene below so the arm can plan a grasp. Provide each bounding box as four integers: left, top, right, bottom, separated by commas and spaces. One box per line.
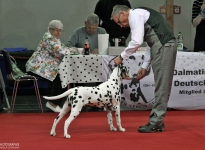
106, 107, 117, 131
50, 100, 71, 136
64, 106, 82, 138
113, 105, 126, 132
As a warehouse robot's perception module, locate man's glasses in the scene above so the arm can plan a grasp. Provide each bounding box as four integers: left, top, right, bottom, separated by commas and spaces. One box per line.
116, 12, 122, 26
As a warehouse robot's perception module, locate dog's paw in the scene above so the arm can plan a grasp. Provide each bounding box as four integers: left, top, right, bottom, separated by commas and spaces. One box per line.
110, 126, 117, 131
64, 134, 71, 138
50, 131, 56, 136
119, 127, 126, 132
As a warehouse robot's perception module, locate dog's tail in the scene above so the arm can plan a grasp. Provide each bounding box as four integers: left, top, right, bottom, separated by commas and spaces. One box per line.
43, 89, 73, 100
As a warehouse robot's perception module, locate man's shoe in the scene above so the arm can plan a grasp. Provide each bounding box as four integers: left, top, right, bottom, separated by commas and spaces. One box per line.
46, 102, 62, 113
138, 122, 165, 133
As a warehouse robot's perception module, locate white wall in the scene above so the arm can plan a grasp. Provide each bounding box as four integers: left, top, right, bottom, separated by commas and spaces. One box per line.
0, 0, 195, 50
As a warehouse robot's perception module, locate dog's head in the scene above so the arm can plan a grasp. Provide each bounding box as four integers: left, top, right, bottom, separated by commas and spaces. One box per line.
118, 65, 133, 80
110, 64, 133, 80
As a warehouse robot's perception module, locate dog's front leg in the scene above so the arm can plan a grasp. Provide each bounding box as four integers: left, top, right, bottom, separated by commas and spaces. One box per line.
113, 105, 126, 132
106, 107, 117, 131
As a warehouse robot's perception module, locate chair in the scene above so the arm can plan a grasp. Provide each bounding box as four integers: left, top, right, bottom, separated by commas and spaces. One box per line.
0, 49, 43, 113
0, 68, 11, 110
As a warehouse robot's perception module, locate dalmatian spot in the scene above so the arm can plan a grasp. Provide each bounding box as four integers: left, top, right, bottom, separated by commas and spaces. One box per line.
73, 104, 76, 108
74, 100, 78, 103
78, 95, 82, 99
88, 97, 91, 100
95, 91, 98, 95
74, 91, 78, 96
107, 85, 109, 88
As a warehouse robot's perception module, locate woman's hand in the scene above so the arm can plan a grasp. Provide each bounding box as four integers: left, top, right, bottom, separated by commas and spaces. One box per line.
201, 4, 205, 11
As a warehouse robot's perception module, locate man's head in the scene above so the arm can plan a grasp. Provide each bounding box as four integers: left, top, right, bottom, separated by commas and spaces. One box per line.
85, 13, 99, 35
48, 20, 63, 39
111, 5, 130, 28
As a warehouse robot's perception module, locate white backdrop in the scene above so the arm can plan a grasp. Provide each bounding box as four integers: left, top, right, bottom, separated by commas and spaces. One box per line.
102, 51, 205, 110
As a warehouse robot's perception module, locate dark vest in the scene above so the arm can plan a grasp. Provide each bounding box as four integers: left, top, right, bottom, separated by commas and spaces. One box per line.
138, 7, 175, 48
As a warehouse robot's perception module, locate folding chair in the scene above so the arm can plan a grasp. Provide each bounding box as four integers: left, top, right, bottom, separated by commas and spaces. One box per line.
0, 68, 11, 110
0, 50, 43, 113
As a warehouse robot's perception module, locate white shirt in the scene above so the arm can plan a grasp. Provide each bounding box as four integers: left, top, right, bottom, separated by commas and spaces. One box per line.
121, 8, 151, 70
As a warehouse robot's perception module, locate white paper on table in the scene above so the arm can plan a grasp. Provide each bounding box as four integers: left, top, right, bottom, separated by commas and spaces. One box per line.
98, 34, 109, 55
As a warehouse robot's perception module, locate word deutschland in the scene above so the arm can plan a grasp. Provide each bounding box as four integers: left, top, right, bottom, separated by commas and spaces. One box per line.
174, 80, 205, 86
174, 69, 205, 75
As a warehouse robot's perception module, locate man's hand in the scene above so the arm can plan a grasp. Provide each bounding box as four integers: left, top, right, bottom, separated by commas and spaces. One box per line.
91, 48, 98, 54
114, 55, 123, 65
136, 68, 146, 80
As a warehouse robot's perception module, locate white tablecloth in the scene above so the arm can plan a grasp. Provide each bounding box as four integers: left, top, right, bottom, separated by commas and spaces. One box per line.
58, 52, 205, 110
58, 55, 103, 88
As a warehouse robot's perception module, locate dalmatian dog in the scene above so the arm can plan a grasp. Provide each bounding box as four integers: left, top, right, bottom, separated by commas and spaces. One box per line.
43, 64, 133, 138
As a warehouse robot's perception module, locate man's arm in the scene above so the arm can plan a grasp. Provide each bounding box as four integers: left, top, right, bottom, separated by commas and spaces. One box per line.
136, 45, 151, 80
140, 45, 151, 71
66, 30, 78, 48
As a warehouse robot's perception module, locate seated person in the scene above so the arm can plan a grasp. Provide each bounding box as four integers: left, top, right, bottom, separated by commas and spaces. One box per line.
66, 13, 107, 54
94, 0, 131, 46
25, 20, 75, 112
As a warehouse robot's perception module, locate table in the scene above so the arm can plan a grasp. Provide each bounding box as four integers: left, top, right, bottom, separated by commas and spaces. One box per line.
58, 55, 103, 88
58, 52, 205, 110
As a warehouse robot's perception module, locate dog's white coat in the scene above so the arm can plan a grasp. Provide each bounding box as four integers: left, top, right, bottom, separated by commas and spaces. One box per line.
43, 65, 132, 138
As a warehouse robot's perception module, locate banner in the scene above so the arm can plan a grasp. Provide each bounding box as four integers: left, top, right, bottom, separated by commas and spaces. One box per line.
102, 52, 205, 110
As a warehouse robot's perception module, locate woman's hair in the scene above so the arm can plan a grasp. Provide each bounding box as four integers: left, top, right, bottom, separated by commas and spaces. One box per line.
48, 20, 63, 30
86, 13, 99, 25
111, 5, 130, 18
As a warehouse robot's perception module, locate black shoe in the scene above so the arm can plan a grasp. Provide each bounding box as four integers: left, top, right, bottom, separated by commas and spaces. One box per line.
138, 122, 165, 133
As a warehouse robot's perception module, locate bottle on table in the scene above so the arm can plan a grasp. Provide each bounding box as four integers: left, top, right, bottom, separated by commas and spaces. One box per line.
177, 32, 183, 51
84, 37, 90, 55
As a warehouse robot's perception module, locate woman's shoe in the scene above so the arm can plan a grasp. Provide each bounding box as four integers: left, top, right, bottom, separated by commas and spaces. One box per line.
46, 102, 62, 112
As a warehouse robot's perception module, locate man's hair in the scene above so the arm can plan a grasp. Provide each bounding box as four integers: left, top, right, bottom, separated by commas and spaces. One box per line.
86, 13, 99, 25
111, 5, 130, 19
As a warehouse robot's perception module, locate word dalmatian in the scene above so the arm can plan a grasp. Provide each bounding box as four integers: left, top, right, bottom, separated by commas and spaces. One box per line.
43, 65, 133, 138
